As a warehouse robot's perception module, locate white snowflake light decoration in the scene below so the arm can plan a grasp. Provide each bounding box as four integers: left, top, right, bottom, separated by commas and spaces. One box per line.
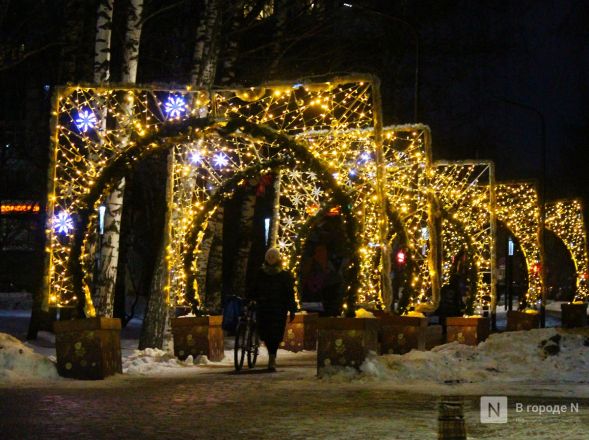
54, 211, 74, 234
311, 186, 322, 199
164, 95, 187, 119
291, 194, 303, 207
189, 151, 203, 165
358, 151, 372, 164
75, 109, 97, 133
283, 215, 294, 228
213, 152, 229, 168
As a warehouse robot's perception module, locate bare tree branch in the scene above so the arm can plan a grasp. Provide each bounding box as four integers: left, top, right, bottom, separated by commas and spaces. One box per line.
0, 42, 63, 72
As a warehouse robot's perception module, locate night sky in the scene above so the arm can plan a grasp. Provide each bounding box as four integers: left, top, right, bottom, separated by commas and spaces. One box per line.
409, 0, 589, 204
1, 0, 588, 211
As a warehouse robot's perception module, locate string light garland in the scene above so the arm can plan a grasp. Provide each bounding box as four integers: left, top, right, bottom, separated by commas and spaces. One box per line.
545, 199, 589, 302
42, 75, 589, 318
44, 77, 385, 314
431, 161, 496, 315
495, 182, 543, 308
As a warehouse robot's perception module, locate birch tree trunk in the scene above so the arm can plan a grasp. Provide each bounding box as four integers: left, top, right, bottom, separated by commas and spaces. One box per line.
121, 0, 143, 83
96, 0, 143, 317
231, 187, 257, 298
269, 171, 282, 248
91, 0, 116, 316
93, 0, 114, 83
190, 0, 221, 88
219, 0, 244, 85
139, 151, 175, 349
190, 0, 224, 313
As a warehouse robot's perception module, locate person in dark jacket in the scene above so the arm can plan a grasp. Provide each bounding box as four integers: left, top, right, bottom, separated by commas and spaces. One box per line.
437, 274, 464, 333
249, 248, 297, 371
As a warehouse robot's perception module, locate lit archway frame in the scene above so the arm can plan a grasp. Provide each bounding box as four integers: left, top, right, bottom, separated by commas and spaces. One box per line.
382, 125, 441, 313
298, 124, 441, 312
432, 161, 497, 314
62, 117, 212, 313
44, 77, 385, 312
64, 119, 361, 315
439, 209, 479, 313
545, 199, 589, 301
179, 119, 361, 314
495, 181, 543, 307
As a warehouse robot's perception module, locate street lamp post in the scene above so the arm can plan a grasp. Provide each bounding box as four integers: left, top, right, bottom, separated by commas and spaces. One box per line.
343, 3, 420, 122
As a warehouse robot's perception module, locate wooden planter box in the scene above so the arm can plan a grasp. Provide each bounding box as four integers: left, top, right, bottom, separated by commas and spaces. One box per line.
53, 317, 122, 380
317, 317, 379, 371
378, 314, 443, 354
281, 313, 318, 352
506, 310, 540, 331
561, 303, 588, 328
446, 316, 490, 345
171, 315, 224, 362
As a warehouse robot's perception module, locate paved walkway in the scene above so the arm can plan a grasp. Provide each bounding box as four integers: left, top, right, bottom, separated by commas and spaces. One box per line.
2, 310, 589, 439
2, 354, 589, 439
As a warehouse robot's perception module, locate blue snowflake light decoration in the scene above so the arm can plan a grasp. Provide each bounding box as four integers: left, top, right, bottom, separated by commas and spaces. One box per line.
189, 151, 203, 165
213, 152, 229, 168
54, 211, 74, 234
358, 151, 372, 164
164, 95, 187, 119
75, 109, 97, 133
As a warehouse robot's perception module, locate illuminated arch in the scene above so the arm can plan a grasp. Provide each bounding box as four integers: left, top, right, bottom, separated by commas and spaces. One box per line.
62, 119, 362, 315
439, 210, 479, 313
495, 182, 543, 306
44, 77, 386, 315
545, 199, 589, 301
432, 161, 497, 314
179, 119, 361, 313
381, 125, 441, 313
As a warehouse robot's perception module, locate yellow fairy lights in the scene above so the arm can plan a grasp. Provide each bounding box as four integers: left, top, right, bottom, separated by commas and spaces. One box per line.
495, 182, 543, 305
42, 75, 589, 316
45, 77, 387, 311
382, 125, 440, 312
432, 161, 496, 314
545, 199, 589, 301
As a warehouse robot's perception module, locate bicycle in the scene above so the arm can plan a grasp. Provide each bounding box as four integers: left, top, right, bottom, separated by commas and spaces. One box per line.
233, 299, 260, 371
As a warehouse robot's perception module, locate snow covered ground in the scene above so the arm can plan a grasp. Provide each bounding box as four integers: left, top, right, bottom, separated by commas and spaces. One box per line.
2, 307, 589, 439
1, 304, 589, 399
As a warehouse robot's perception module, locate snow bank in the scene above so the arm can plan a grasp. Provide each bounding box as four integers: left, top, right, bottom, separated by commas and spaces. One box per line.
123, 348, 210, 375
357, 329, 589, 385
0, 332, 58, 381
355, 308, 376, 318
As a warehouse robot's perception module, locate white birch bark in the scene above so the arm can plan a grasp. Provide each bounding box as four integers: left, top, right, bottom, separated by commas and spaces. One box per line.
190, 0, 223, 312
92, 0, 116, 316
190, 0, 221, 88
93, 0, 114, 83
121, 0, 144, 83
96, 0, 143, 317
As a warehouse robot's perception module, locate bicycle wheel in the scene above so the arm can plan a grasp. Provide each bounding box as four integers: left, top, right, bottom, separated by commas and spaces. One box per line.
247, 326, 259, 369
233, 321, 247, 371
